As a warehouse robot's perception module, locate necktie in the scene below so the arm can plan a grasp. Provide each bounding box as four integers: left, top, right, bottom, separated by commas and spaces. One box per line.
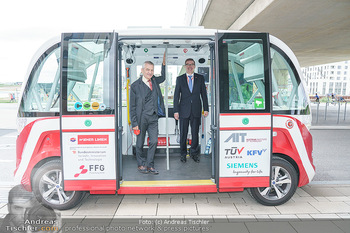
188, 75, 193, 92
148, 79, 152, 91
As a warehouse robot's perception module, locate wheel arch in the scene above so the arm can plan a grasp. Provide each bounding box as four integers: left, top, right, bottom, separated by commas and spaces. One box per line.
30, 156, 61, 191
272, 153, 300, 180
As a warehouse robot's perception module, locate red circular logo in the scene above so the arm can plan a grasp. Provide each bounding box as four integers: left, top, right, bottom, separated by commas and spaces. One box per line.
183, 48, 188, 53
286, 120, 294, 129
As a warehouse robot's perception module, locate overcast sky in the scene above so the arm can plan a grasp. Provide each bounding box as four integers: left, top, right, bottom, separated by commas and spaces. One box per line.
0, 0, 188, 83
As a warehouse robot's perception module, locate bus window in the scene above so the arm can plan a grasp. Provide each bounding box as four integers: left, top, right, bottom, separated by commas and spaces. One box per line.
65, 39, 114, 113
220, 40, 267, 111
19, 45, 60, 115
270, 47, 309, 113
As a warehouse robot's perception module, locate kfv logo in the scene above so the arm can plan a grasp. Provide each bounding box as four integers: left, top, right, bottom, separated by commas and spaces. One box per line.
225, 133, 247, 143
247, 149, 267, 156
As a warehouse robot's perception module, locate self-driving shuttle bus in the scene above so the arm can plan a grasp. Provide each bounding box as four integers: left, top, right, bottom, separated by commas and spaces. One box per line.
15, 27, 315, 210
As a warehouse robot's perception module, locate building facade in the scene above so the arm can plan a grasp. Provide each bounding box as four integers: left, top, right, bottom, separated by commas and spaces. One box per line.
302, 61, 350, 97
185, 0, 209, 26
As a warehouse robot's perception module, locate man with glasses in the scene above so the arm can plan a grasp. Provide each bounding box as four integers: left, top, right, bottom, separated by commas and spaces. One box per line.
174, 58, 209, 163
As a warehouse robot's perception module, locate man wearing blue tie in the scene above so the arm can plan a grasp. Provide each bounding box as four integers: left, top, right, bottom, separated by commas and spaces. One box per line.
174, 58, 209, 163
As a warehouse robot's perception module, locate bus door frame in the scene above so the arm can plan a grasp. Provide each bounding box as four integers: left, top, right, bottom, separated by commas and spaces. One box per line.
214, 32, 273, 191
59, 32, 119, 193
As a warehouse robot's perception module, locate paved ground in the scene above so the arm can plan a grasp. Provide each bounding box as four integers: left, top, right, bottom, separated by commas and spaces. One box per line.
0, 184, 349, 232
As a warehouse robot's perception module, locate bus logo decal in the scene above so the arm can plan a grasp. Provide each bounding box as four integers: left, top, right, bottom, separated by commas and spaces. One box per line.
84, 120, 92, 127
242, 118, 249, 125
286, 120, 294, 129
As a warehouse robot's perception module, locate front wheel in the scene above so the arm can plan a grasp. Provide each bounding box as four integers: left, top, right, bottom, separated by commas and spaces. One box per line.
249, 157, 298, 206
32, 160, 85, 210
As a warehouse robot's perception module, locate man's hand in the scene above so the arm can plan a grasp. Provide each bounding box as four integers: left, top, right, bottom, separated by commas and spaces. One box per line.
133, 126, 139, 131
203, 111, 209, 117
174, 112, 179, 120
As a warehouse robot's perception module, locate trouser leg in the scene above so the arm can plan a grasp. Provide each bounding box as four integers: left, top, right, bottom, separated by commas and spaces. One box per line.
146, 114, 158, 168
136, 118, 148, 167
190, 116, 200, 156
179, 117, 190, 157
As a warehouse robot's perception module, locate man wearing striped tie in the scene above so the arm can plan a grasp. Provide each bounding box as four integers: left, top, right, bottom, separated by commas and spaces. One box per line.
130, 56, 166, 175
174, 58, 209, 163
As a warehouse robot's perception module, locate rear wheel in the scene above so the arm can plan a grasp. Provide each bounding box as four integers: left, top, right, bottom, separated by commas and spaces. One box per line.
249, 157, 298, 206
32, 160, 85, 210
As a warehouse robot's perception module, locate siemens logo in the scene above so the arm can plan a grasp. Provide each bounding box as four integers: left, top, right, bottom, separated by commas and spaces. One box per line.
227, 163, 258, 169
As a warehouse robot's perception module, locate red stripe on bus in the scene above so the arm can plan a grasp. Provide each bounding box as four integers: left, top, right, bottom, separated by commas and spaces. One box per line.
64, 180, 116, 191
219, 177, 270, 188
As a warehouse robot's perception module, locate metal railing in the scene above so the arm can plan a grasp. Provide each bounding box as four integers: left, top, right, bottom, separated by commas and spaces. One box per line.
314, 101, 348, 124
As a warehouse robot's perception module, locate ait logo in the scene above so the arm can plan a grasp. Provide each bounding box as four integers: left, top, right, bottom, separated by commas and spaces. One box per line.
74, 165, 88, 178
70, 137, 76, 142
286, 120, 294, 129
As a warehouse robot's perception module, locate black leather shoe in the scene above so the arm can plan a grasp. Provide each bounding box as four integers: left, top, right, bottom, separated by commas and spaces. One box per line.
192, 156, 200, 163
180, 157, 186, 163
147, 167, 159, 175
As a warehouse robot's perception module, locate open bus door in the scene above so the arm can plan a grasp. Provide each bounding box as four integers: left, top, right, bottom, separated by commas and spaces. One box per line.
60, 33, 119, 194
215, 33, 273, 192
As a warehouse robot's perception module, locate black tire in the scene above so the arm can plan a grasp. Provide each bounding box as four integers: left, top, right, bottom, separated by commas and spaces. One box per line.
249, 157, 298, 206
32, 160, 85, 210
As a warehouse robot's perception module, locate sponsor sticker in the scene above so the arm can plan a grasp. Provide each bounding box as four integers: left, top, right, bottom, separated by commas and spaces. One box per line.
99, 103, 106, 111
74, 102, 82, 110
91, 102, 99, 110
78, 135, 109, 144
83, 102, 91, 110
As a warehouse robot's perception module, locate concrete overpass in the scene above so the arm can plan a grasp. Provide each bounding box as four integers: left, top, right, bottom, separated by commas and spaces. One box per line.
190, 0, 350, 67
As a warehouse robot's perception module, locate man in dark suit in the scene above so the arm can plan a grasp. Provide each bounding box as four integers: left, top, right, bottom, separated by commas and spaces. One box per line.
129, 58, 165, 175
173, 58, 209, 163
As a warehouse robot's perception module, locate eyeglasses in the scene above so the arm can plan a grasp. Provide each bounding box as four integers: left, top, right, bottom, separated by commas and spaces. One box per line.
185, 63, 195, 66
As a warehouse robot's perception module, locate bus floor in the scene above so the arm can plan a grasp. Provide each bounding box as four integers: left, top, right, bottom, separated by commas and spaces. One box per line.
121, 153, 212, 181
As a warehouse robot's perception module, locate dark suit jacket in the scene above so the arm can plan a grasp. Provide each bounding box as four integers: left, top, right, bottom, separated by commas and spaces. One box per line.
129, 65, 165, 128
173, 73, 209, 118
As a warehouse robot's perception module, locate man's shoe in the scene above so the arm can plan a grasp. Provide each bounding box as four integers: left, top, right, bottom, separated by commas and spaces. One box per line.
192, 156, 200, 163
180, 157, 186, 163
147, 167, 159, 175
138, 166, 148, 174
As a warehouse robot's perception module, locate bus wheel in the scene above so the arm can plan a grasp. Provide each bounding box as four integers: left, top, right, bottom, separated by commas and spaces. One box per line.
249, 157, 298, 206
32, 160, 85, 210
